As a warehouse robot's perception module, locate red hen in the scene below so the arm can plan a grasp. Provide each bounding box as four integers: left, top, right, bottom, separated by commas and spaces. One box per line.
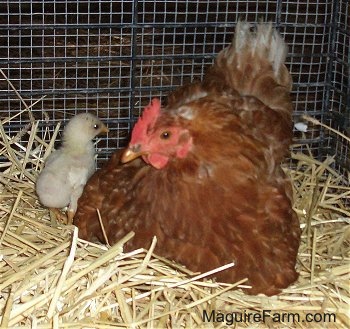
74, 22, 300, 295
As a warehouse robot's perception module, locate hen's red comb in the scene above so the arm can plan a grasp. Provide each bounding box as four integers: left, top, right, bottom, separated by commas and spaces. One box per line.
130, 98, 161, 144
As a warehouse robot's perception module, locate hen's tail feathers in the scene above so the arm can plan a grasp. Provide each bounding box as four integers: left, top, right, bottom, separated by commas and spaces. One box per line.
233, 21, 287, 80
207, 22, 293, 115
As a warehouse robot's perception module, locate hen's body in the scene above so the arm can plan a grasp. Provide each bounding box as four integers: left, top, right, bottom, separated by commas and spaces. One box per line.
75, 22, 300, 295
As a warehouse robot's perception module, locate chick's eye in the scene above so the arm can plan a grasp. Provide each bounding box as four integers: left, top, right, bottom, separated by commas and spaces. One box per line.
93, 124, 100, 130
160, 131, 171, 140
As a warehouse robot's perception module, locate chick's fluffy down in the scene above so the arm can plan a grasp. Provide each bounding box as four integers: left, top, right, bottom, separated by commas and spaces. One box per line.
36, 113, 108, 216
36, 151, 94, 208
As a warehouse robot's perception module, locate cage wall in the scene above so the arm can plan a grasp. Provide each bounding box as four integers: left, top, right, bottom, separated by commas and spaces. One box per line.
0, 0, 349, 177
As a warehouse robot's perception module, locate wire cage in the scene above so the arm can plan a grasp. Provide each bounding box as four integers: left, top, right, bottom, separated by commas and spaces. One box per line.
0, 0, 349, 175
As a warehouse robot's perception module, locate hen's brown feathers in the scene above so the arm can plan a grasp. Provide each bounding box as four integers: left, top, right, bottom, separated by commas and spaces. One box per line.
74, 22, 300, 295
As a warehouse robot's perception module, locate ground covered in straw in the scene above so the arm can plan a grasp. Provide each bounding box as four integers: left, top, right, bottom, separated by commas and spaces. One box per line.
0, 105, 349, 328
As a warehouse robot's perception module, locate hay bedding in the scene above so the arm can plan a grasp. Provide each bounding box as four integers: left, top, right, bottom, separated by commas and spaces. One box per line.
0, 88, 349, 329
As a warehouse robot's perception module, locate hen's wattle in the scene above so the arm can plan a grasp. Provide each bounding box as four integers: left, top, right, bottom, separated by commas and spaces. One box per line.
74, 22, 300, 295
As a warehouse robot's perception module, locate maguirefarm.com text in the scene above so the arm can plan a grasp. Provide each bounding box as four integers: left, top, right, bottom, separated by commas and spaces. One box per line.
202, 309, 336, 326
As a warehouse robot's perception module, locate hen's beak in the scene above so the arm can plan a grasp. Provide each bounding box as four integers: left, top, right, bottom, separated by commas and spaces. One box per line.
121, 145, 146, 163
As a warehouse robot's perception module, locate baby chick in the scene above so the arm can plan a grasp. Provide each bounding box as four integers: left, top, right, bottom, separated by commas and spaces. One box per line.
36, 113, 109, 224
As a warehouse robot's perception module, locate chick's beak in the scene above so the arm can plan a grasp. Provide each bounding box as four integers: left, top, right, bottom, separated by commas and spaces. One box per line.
100, 124, 109, 134
121, 144, 146, 163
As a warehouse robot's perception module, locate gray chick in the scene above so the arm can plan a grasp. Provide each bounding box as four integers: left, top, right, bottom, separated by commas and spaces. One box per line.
36, 113, 109, 224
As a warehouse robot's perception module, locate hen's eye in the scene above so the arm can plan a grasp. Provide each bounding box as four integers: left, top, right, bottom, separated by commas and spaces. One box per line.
93, 124, 100, 130
160, 131, 171, 139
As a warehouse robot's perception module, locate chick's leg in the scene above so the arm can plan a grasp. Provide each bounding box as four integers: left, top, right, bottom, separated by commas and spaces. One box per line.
67, 186, 84, 225
67, 209, 75, 225
50, 208, 68, 224
67, 197, 77, 225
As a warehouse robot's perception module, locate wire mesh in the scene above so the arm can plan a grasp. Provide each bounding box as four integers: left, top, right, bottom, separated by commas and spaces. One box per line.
0, 0, 348, 175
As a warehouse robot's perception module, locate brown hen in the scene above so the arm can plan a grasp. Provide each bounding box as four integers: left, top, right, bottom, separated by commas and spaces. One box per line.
74, 22, 300, 295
